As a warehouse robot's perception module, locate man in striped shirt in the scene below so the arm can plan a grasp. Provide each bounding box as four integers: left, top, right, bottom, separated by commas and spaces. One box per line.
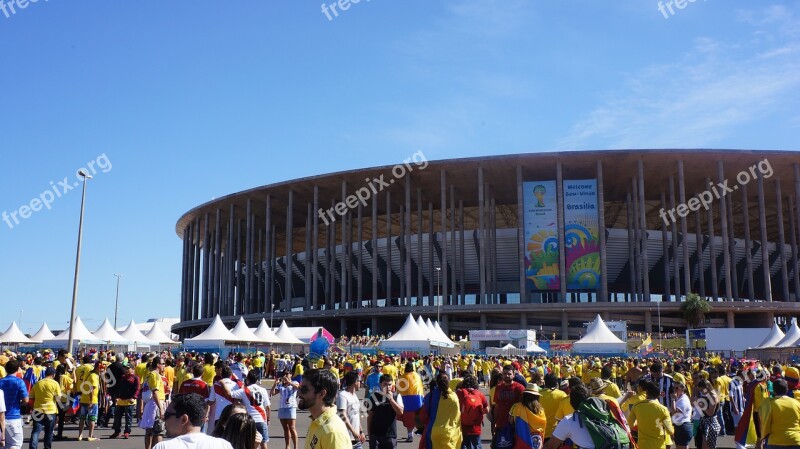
729, 369, 745, 428
643, 362, 674, 410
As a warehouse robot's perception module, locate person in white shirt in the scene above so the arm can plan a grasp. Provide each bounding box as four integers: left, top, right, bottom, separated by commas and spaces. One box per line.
207, 364, 238, 435
543, 385, 596, 449
154, 393, 233, 449
337, 372, 365, 448
230, 372, 270, 449
670, 382, 693, 449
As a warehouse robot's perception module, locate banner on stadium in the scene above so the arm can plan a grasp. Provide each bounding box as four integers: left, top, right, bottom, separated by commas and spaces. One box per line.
523, 181, 559, 290
563, 179, 601, 290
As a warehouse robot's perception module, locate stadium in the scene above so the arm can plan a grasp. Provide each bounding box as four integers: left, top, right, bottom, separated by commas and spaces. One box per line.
172, 150, 800, 340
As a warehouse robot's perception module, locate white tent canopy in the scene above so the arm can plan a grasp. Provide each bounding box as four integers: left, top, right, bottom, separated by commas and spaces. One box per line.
230, 317, 263, 343
572, 315, 627, 354
30, 323, 56, 343
380, 314, 432, 352
501, 343, 517, 350
274, 321, 304, 345
757, 322, 786, 348
774, 318, 800, 347
119, 320, 158, 346
0, 322, 33, 344
185, 315, 243, 346
93, 319, 132, 345
416, 316, 435, 340
433, 321, 456, 346
145, 322, 179, 345
50, 317, 105, 346
253, 319, 285, 344
526, 342, 547, 353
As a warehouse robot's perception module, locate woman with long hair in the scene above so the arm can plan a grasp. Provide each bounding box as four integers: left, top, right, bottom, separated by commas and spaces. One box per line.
694, 379, 721, 449
212, 403, 249, 437
670, 382, 693, 449
419, 373, 462, 449
509, 384, 546, 449
221, 412, 258, 449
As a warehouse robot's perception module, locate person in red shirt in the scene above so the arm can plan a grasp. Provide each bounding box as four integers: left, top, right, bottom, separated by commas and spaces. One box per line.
492, 364, 524, 429
178, 364, 210, 400
456, 374, 488, 449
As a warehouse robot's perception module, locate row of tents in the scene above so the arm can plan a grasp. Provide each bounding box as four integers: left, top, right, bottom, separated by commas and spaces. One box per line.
0, 317, 176, 347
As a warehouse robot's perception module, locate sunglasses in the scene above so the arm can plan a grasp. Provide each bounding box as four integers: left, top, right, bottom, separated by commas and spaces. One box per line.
298, 386, 314, 394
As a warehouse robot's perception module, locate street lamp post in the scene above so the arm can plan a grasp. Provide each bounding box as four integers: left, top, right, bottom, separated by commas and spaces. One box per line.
271, 303, 275, 329
67, 170, 92, 356
436, 267, 442, 322
113, 274, 123, 328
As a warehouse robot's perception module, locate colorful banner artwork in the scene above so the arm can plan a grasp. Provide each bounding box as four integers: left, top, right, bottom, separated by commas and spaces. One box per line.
523, 181, 559, 290
563, 179, 601, 289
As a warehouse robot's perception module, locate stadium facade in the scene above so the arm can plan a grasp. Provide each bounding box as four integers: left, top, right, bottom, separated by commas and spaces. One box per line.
173, 150, 800, 339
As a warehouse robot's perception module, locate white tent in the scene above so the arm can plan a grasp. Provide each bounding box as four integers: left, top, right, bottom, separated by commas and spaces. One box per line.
92, 319, 132, 345
274, 321, 304, 345
526, 342, 548, 353
253, 319, 285, 344
433, 321, 457, 346
119, 320, 158, 346
416, 316, 435, 340
501, 343, 517, 350
774, 318, 800, 347
230, 317, 263, 343
185, 315, 243, 347
0, 322, 33, 344
145, 322, 179, 345
30, 323, 56, 343
380, 314, 432, 353
572, 315, 627, 355
756, 322, 786, 348
50, 317, 105, 346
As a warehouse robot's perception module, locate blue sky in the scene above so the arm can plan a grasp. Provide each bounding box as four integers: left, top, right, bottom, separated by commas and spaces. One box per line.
1, 1, 798, 335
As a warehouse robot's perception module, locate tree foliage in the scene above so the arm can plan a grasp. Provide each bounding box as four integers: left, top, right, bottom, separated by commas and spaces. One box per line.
680, 293, 712, 328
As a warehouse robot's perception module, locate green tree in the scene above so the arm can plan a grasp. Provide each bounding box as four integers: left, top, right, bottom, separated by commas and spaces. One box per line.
680, 293, 712, 328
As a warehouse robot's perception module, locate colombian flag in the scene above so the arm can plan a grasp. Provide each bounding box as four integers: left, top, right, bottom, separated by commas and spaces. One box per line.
639, 335, 653, 355
422, 389, 463, 449
509, 404, 545, 449
734, 380, 759, 449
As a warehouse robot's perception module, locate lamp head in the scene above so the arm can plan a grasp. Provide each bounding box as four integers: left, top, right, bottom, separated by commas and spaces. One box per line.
78, 169, 93, 179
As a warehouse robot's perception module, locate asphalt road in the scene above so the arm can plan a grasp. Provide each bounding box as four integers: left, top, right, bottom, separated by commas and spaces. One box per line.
18, 381, 740, 449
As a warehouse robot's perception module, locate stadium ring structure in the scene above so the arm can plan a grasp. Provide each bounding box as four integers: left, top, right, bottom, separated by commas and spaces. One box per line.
173, 149, 800, 340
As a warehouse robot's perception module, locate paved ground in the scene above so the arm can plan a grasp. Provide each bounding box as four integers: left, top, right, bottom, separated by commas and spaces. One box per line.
18, 381, 741, 449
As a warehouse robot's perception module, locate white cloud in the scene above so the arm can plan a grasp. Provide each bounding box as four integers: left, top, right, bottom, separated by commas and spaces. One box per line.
559, 5, 800, 150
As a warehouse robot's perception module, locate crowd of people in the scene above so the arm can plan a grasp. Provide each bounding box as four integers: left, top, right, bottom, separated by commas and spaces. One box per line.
2, 348, 800, 449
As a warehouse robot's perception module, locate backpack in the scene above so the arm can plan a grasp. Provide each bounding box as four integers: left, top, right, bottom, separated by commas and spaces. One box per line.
459, 388, 485, 427
574, 397, 631, 449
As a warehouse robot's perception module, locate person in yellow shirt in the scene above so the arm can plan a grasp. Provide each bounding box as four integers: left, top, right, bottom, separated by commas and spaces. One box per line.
75, 358, 101, 441
297, 369, 351, 449
759, 378, 800, 448
142, 357, 167, 449
30, 367, 62, 449
628, 378, 674, 449
172, 356, 191, 397
54, 364, 74, 440
292, 356, 305, 382
539, 374, 567, 439
381, 360, 398, 381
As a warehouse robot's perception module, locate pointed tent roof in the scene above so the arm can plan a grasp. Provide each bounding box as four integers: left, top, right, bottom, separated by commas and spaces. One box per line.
92, 319, 131, 344
424, 318, 439, 340
526, 342, 547, 353
574, 315, 625, 344
433, 321, 456, 345
230, 317, 263, 343
30, 323, 56, 343
501, 343, 517, 350
145, 322, 179, 345
0, 322, 33, 344
757, 322, 786, 348
54, 317, 105, 343
119, 320, 158, 345
775, 318, 800, 347
253, 319, 285, 344
415, 316, 435, 340
186, 315, 241, 343
274, 321, 304, 345
386, 314, 430, 342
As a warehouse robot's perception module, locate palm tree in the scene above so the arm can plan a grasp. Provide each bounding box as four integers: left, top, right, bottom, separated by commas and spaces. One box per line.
680, 293, 712, 329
